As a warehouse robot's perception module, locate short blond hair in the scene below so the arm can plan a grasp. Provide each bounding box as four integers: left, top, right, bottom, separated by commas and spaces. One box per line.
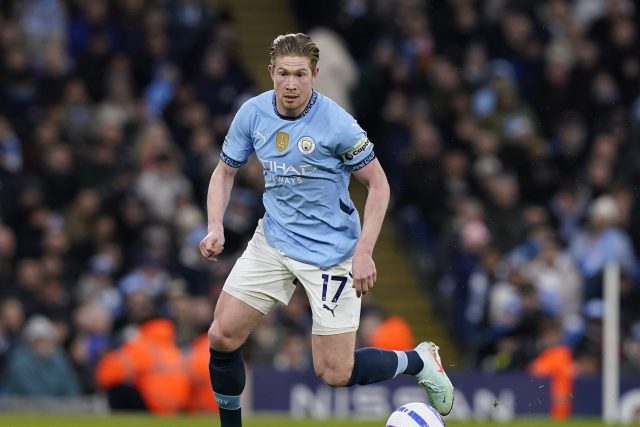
269, 33, 319, 69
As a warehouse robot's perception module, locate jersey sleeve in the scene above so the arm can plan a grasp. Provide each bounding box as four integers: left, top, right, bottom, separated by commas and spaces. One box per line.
334, 116, 376, 172
220, 101, 255, 168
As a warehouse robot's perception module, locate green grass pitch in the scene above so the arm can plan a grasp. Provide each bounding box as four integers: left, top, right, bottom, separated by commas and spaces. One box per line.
0, 414, 607, 427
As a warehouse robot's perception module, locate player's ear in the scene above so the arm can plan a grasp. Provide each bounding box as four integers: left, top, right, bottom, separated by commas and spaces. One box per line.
268, 64, 274, 77
311, 66, 319, 83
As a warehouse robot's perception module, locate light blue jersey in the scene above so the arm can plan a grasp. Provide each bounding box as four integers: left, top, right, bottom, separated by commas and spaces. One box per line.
220, 90, 375, 269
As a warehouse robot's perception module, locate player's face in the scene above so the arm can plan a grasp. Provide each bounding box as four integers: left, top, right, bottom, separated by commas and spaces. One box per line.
269, 55, 318, 117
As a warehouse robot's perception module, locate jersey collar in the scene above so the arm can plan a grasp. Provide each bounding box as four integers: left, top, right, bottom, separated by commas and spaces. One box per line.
272, 90, 318, 121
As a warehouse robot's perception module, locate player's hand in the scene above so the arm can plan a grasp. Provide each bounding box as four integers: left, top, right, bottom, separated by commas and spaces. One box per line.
199, 224, 225, 261
352, 253, 377, 298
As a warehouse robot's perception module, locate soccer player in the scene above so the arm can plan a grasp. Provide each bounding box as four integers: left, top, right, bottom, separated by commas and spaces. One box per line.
199, 33, 454, 427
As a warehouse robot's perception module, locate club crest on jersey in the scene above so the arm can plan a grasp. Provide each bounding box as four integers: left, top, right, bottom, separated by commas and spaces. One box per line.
297, 136, 316, 154
275, 131, 289, 152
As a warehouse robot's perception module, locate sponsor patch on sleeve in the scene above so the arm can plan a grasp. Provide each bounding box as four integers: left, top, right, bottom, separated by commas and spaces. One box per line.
342, 137, 371, 162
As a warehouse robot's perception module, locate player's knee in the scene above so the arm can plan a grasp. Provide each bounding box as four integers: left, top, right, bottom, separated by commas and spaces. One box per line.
208, 322, 241, 352
315, 365, 352, 387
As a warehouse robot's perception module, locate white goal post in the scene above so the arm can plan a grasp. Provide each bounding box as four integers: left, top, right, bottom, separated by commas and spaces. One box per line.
603, 262, 620, 424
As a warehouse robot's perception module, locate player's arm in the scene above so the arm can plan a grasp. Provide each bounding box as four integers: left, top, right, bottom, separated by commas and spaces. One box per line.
200, 99, 255, 261
199, 161, 240, 261
352, 158, 390, 297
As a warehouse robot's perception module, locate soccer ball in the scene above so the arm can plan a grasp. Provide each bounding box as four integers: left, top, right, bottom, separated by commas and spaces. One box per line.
386, 402, 446, 427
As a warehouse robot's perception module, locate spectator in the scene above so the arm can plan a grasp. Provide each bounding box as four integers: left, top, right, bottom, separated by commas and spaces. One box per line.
397, 120, 444, 256
0, 224, 16, 286
522, 232, 583, 334
18, 0, 67, 63
529, 321, 575, 420
0, 115, 22, 173
369, 315, 416, 351
186, 329, 219, 413
4, 315, 80, 396
95, 317, 190, 414
185, 296, 217, 413
570, 194, 637, 299
308, 27, 358, 113
69, 301, 112, 392
117, 254, 171, 300
0, 298, 25, 373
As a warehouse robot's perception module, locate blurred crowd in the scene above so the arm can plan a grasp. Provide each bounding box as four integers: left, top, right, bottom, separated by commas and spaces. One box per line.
293, 0, 640, 375
1, 0, 640, 408
0, 0, 265, 403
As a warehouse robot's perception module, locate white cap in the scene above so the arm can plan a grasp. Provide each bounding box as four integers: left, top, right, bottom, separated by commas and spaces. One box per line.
23, 315, 56, 342
588, 195, 619, 224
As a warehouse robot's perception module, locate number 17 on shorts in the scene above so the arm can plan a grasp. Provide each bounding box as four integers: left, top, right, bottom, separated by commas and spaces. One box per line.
290, 257, 361, 336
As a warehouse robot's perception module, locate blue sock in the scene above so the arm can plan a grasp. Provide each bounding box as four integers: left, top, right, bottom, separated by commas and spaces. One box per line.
404, 350, 424, 375
347, 348, 424, 386
210, 348, 245, 427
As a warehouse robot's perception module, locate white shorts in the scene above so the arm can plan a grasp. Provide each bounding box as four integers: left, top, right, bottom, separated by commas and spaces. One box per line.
223, 220, 361, 335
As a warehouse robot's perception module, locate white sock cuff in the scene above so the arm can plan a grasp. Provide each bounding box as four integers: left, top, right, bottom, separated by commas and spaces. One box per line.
215, 392, 242, 410
393, 350, 408, 377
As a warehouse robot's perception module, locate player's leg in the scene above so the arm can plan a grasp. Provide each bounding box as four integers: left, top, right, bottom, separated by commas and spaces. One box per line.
209, 220, 297, 427
310, 331, 426, 387
209, 291, 264, 351
294, 256, 454, 415
292, 257, 417, 385
209, 291, 263, 427
311, 331, 356, 385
